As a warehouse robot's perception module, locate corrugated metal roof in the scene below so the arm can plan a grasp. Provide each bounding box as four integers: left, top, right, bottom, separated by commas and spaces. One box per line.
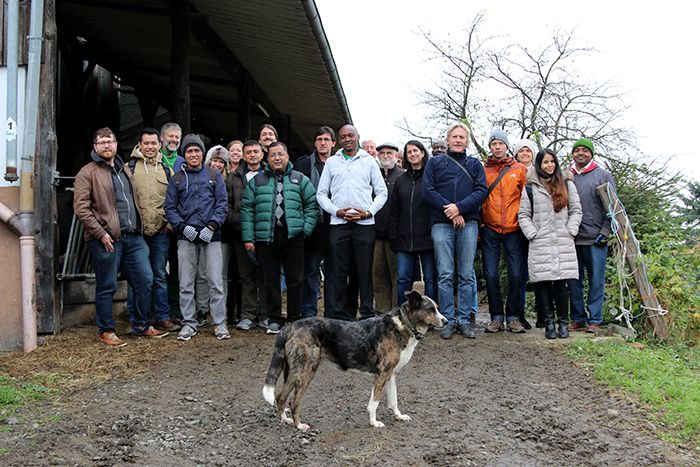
57, 0, 351, 152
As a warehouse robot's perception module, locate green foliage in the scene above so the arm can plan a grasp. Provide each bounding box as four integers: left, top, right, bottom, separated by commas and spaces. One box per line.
0, 373, 59, 420
567, 339, 700, 447
678, 180, 700, 245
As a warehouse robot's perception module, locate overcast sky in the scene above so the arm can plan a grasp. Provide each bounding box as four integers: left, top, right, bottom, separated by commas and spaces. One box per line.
316, 0, 699, 181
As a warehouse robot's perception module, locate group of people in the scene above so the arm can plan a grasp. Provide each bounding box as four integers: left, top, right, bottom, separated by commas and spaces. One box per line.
73, 119, 615, 347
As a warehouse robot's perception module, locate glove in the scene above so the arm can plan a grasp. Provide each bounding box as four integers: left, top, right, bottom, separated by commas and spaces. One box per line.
182, 225, 199, 242
245, 248, 259, 266
594, 234, 607, 246
199, 226, 214, 243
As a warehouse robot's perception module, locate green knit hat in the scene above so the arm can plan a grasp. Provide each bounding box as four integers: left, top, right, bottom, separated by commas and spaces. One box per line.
572, 138, 595, 155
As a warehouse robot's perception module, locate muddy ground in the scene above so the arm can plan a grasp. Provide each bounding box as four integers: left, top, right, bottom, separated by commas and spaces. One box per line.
0, 311, 697, 466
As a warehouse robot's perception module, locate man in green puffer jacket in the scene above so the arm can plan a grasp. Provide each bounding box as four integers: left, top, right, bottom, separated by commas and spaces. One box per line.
241, 142, 318, 334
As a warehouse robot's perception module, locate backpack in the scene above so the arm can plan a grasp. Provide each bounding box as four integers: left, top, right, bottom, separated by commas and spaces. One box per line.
525, 185, 534, 217
128, 157, 172, 182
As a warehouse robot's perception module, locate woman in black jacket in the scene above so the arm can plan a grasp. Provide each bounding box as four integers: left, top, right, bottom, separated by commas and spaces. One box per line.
388, 140, 436, 304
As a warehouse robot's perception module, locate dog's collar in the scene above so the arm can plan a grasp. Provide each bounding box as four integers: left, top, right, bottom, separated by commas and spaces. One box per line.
399, 307, 425, 340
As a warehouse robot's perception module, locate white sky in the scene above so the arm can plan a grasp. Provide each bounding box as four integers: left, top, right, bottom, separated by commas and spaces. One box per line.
316, 0, 699, 181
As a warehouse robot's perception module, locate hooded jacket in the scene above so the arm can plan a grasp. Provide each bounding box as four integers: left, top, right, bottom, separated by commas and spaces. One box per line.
518, 166, 582, 282
128, 145, 173, 236
482, 156, 528, 234
73, 150, 143, 242
388, 166, 433, 252
569, 161, 616, 245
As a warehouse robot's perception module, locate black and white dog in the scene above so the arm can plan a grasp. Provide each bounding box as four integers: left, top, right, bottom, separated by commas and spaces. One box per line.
262, 291, 446, 431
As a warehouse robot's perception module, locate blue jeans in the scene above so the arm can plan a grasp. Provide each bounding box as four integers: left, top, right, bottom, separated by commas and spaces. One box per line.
126, 232, 170, 323
470, 269, 478, 317
568, 244, 607, 325
89, 234, 153, 334
432, 221, 478, 326
301, 246, 324, 318
481, 227, 527, 323
397, 250, 436, 304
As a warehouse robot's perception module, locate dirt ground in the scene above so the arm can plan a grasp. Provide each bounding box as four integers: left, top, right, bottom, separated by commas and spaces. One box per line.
0, 311, 697, 467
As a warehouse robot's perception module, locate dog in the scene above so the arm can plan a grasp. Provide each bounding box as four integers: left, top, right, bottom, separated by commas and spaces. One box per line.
262, 290, 446, 431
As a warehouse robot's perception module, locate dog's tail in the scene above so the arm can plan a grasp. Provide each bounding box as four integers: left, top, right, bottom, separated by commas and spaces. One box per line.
262, 331, 287, 406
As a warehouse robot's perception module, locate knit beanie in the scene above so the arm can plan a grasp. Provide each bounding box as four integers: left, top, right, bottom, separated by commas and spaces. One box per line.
488, 129, 510, 150
572, 138, 595, 155
512, 139, 538, 159
181, 134, 205, 154
205, 145, 230, 165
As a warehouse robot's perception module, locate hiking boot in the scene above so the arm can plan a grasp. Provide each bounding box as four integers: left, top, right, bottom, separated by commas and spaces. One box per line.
485, 320, 505, 333
236, 318, 255, 330
259, 318, 270, 330
520, 316, 532, 330
177, 325, 197, 341
545, 322, 556, 339
440, 322, 457, 339
569, 322, 586, 332
459, 323, 476, 339
558, 322, 570, 339
214, 324, 231, 340
586, 323, 600, 334
99, 331, 127, 348
507, 320, 526, 334
136, 326, 169, 338
156, 319, 181, 332
535, 318, 546, 329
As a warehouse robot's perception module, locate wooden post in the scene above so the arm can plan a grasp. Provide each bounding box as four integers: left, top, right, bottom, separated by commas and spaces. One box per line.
596, 183, 670, 341
171, 0, 191, 133
35, 0, 60, 333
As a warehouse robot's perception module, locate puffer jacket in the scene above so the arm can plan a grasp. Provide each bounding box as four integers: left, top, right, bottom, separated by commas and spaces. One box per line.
73, 151, 143, 242
388, 168, 433, 252
518, 166, 582, 282
482, 156, 527, 234
129, 145, 173, 236
241, 162, 318, 243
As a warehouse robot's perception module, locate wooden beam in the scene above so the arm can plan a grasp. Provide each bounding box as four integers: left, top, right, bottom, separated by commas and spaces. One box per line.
58, 0, 208, 22
170, 1, 191, 133
596, 183, 670, 341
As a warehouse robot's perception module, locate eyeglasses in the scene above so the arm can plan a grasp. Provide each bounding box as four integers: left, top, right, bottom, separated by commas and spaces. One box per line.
95, 140, 116, 146
268, 153, 286, 159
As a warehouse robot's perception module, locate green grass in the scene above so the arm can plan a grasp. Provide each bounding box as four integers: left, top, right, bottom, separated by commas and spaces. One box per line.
0, 373, 61, 421
567, 339, 700, 447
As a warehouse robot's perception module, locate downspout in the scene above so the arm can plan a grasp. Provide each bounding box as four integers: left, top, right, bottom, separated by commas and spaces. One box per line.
4, 0, 19, 182
300, 0, 353, 124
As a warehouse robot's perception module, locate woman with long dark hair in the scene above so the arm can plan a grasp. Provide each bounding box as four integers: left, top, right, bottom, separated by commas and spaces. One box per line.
518, 149, 582, 339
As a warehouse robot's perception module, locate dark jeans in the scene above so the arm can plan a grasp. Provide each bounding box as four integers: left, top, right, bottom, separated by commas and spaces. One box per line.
534, 280, 569, 323
234, 242, 268, 322
568, 244, 607, 325
328, 223, 375, 320
397, 250, 436, 304
257, 228, 305, 326
126, 232, 170, 323
301, 241, 333, 318
481, 227, 527, 322
88, 234, 153, 334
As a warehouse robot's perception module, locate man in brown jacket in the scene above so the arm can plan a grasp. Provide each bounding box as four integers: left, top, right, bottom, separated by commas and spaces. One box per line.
73, 127, 168, 347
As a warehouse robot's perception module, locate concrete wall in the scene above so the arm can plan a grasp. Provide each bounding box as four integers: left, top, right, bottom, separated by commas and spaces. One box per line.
0, 186, 23, 351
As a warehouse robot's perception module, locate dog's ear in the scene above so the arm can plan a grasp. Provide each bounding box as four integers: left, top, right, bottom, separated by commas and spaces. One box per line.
405, 290, 423, 308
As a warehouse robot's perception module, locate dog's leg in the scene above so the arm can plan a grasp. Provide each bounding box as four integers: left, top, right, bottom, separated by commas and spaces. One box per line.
386, 375, 411, 421
287, 357, 319, 432
276, 380, 296, 426
367, 373, 391, 428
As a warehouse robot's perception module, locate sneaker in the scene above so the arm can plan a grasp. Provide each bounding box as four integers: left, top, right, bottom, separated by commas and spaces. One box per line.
156, 319, 182, 332
459, 323, 476, 339
266, 322, 283, 335
214, 324, 231, 340
586, 323, 600, 334
569, 322, 586, 332
236, 318, 255, 330
136, 326, 169, 338
177, 325, 197, 341
259, 318, 270, 330
440, 322, 457, 339
99, 331, 127, 348
485, 320, 505, 333
507, 320, 526, 334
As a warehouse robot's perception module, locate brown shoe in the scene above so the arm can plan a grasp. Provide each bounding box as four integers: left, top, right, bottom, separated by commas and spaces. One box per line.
485, 320, 505, 333
507, 320, 526, 333
136, 326, 169, 338
569, 322, 586, 332
585, 323, 600, 334
156, 319, 182, 332
99, 331, 127, 348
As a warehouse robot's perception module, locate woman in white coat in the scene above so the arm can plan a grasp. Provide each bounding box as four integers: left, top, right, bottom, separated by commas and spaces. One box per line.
518, 149, 582, 339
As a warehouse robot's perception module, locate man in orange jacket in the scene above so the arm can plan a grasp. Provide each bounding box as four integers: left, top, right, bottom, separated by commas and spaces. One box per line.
481, 129, 529, 334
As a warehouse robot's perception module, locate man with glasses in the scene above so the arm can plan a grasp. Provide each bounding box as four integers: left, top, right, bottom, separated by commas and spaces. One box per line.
73, 127, 168, 347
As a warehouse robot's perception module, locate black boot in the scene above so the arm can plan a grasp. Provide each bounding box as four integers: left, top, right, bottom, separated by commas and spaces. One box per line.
545, 320, 556, 339
558, 321, 569, 339
520, 314, 532, 330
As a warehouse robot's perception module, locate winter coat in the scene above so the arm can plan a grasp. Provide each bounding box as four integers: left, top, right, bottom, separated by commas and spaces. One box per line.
518, 166, 583, 282
388, 168, 433, 252
164, 164, 228, 242
295, 151, 331, 247
422, 151, 488, 225
482, 156, 527, 234
374, 166, 406, 239
128, 145, 173, 236
570, 161, 616, 245
73, 151, 143, 242
240, 162, 318, 243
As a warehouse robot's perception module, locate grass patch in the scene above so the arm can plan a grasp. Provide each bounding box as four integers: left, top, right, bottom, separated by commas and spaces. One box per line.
0, 372, 61, 421
567, 339, 700, 448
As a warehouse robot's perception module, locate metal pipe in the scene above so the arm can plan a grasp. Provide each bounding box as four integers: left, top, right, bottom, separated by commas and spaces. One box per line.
0, 201, 23, 235
4, 0, 20, 182
20, 236, 37, 352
